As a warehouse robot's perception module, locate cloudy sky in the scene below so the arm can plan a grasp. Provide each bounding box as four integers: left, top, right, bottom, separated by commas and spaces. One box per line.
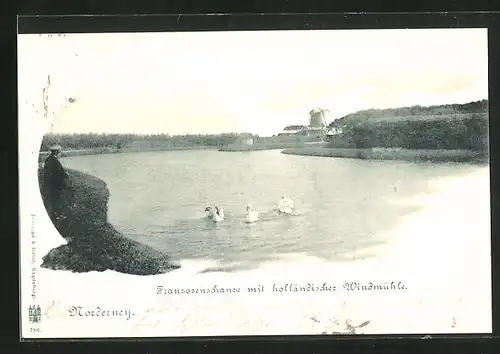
17, 28, 488, 136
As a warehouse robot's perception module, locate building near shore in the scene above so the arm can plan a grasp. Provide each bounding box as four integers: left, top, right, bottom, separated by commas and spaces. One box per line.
241, 138, 254, 145
278, 125, 307, 136
326, 126, 344, 136
278, 108, 331, 138
230, 134, 256, 147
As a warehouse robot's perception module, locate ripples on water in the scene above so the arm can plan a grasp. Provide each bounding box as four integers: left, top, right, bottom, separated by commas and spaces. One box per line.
61, 149, 481, 268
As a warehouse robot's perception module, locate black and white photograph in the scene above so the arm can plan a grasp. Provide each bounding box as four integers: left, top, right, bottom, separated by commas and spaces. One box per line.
18, 27, 491, 338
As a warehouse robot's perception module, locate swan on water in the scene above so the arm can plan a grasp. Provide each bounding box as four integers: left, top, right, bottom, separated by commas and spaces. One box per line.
215, 206, 225, 219
205, 206, 224, 222
245, 204, 259, 223
205, 206, 214, 218
277, 196, 294, 215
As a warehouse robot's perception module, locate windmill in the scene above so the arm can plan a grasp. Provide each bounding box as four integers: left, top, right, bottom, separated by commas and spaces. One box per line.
308, 108, 329, 128
302, 108, 330, 140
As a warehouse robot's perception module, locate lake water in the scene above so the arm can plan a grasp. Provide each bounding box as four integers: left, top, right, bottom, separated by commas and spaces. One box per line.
61, 149, 481, 270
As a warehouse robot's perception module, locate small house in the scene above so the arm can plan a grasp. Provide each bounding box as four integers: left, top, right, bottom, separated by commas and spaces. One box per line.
327, 126, 343, 136
278, 125, 307, 136
241, 138, 254, 145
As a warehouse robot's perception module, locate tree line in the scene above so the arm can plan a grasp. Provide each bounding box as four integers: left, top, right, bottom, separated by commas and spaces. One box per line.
326, 100, 489, 151
40, 132, 256, 151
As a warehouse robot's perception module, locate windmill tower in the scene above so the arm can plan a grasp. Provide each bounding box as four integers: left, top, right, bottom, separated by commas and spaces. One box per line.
308, 108, 329, 128
300, 108, 330, 140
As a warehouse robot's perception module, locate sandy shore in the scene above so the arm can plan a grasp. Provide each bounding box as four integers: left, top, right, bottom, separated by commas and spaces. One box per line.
22, 166, 491, 338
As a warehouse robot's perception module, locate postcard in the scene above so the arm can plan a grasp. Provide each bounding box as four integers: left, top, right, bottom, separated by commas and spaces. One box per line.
18, 26, 491, 339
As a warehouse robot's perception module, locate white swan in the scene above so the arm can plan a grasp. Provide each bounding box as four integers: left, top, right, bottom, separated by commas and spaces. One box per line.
205, 206, 214, 218
205, 206, 224, 222
245, 204, 259, 223
277, 196, 294, 215
212, 212, 224, 222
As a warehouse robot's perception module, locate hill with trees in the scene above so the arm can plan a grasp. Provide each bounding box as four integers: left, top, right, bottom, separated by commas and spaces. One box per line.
326, 100, 488, 151
329, 99, 488, 125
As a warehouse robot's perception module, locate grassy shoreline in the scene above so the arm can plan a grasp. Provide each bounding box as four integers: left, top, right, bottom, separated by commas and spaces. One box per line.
218, 142, 322, 152
39, 141, 322, 158
38, 144, 489, 164
281, 147, 489, 164
39, 145, 217, 161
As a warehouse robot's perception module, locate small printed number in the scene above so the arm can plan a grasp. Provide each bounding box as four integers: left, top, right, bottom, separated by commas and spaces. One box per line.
30, 328, 41, 332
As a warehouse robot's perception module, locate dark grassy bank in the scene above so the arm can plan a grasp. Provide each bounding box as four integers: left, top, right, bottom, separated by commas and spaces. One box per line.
281, 147, 488, 163
38, 167, 180, 275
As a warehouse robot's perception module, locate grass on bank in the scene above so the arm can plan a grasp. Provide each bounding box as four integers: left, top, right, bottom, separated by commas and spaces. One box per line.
38, 167, 180, 275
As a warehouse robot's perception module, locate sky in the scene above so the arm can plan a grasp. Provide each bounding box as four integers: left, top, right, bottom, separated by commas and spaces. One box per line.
17, 28, 488, 137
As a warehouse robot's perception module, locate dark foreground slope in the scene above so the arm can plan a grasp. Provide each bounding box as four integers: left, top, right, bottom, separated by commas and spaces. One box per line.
38, 167, 180, 275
